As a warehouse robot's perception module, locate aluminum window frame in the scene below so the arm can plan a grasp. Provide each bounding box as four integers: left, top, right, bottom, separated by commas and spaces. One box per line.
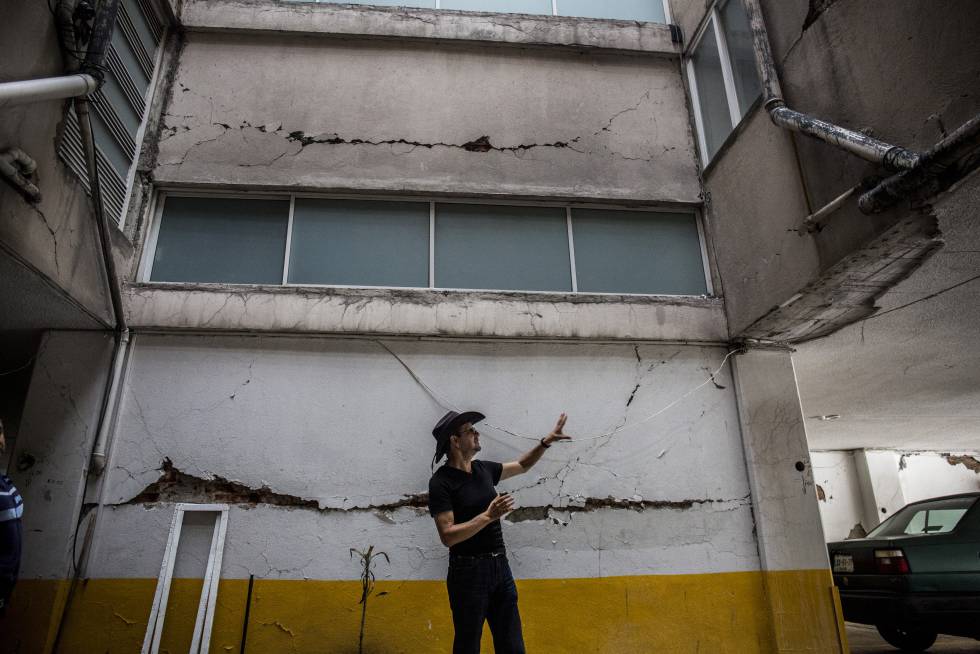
119, 20, 171, 231
143, 189, 713, 298
685, 0, 756, 165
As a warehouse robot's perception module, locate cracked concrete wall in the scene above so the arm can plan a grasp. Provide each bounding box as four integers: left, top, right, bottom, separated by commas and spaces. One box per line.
6, 331, 114, 578
813, 448, 980, 541
153, 30, 700, 203
697, 0, 980, 338
80, 333, 760, 582
0, 2, 114, 328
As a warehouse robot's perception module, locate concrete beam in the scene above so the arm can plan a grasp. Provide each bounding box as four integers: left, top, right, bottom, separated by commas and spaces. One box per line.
123, 283, 728, 342
178, 0, 680, 55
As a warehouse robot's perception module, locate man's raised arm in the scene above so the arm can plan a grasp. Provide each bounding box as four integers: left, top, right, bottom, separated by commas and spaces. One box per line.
500, 413, 572, 481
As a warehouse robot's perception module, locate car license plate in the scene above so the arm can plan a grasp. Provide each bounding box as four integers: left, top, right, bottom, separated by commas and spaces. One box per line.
833, 554, 854, 573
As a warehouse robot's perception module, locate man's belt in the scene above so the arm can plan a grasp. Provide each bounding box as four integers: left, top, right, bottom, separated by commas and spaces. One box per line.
450, 549, 506, 561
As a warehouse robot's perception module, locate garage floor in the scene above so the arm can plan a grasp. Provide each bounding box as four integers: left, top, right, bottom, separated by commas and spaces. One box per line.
847, 623, 980, 653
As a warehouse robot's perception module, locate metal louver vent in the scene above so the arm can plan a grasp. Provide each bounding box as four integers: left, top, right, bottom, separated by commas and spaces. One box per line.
135, 0, 165, 42
90, 89, 137, 158
116, 1, 154, 78
59, 108, 127, 224
106, 44, 146, 116
57, 0, 164, 227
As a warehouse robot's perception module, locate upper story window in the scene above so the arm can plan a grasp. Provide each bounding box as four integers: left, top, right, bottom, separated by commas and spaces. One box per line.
285, 0, 669, 23
686, 0, 761, 164
59, 0, 167, 224
144, 194, 710, 297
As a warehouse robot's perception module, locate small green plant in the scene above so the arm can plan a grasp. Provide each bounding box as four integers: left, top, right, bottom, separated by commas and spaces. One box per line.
349, 545, 390, 654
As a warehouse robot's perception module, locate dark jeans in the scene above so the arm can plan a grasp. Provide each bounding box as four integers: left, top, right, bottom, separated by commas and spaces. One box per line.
446, 553, 525, 654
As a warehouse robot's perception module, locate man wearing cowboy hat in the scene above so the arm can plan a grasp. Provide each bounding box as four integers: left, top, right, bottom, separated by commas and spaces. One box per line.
428, 410, 570, 654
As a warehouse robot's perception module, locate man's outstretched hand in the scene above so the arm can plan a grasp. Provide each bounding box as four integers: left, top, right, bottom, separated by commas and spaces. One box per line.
543, 413, 573, 446
485, 493, 515, 521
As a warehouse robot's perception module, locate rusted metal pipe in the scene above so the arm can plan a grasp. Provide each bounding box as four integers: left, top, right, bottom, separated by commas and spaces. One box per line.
741, 0, 921, 172
859, 113, 980, 214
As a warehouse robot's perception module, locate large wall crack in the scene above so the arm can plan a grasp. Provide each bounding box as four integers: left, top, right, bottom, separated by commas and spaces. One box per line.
119, 459, 429, 512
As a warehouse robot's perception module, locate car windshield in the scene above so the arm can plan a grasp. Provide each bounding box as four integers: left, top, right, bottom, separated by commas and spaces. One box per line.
867, 496, 977, 538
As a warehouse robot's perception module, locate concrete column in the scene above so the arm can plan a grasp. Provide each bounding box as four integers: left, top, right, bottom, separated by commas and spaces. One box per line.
0, 331, 114, 653
733, 348, 847, 653
854, 449, 907, 528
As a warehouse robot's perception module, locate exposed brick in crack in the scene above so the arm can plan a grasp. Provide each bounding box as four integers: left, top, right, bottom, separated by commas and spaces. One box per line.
122, 459, 429, 511
120, 461, 743, 522
505, 495, 748, 523
946, 454, 980, 473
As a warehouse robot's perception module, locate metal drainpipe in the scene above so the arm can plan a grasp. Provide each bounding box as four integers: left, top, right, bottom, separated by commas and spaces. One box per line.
858, 113, 980, 214
51, 1, 127, 649
68, 0, 128, 475
0, 75, 99, 109
740, 0, 922, 172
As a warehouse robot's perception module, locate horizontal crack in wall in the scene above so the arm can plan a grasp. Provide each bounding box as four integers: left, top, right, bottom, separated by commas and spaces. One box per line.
121, 459, 429, 512
505, 496, 745, 523
284, 129, 581, 154
120, 462, 743, 521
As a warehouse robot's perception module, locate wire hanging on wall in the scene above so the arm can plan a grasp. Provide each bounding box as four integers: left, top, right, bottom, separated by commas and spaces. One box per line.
376, 340, 739, 443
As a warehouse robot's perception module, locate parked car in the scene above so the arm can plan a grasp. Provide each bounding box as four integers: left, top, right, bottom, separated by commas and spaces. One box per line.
828, 492, 980, 651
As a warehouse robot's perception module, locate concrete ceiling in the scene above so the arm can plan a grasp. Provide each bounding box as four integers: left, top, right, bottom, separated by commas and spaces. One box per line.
0, 247, 105, 335
794, 173, 980, 452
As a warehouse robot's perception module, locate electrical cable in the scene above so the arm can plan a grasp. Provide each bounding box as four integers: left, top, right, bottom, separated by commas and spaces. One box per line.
0, 355, 37, 377
376, 340, 740, 443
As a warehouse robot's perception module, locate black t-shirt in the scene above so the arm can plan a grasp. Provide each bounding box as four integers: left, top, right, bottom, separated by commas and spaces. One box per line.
428, 460, 505, 556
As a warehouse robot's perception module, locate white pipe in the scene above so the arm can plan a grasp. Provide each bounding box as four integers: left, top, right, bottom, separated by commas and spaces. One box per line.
89, 329, 130, 475
0, 74, 98, 108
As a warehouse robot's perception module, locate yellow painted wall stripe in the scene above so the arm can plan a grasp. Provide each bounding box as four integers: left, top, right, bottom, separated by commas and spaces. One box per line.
0, 570, 843, 653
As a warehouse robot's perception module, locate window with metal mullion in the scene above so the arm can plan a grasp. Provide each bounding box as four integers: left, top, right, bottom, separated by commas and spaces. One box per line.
710, 6, 743, 129
688, 14, 732, 162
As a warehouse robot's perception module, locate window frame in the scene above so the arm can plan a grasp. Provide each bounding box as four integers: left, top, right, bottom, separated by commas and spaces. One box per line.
686, 0, 757, 165
119, 17, 172, 232
142, 189, 713, 298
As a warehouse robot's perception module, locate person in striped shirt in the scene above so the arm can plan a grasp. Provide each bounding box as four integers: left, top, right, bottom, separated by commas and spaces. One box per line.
0, 419, 23, 617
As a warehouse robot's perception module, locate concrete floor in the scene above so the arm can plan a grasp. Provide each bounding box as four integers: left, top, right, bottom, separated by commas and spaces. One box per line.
847, 623, 980, 653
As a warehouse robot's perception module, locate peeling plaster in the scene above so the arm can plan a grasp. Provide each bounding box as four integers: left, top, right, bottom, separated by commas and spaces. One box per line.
946, 454, 980, 473
122, 459, 430, 513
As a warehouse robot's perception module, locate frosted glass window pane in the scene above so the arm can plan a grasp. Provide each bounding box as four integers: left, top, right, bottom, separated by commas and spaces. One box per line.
319, 0, 436, 7
557, 0, 665, 22
435, 204, 571, 292
691, 20, 732, 161
151, 197, 289, 284
572, 210, 707, 295
440, 0, 553, 15
720, 0, 762, 115
288, 199, 430, 287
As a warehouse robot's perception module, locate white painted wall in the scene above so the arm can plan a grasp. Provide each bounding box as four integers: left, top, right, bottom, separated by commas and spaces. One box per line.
812, 449, 980, 542
810, 450, 865, 543
83, 333, 760, 582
